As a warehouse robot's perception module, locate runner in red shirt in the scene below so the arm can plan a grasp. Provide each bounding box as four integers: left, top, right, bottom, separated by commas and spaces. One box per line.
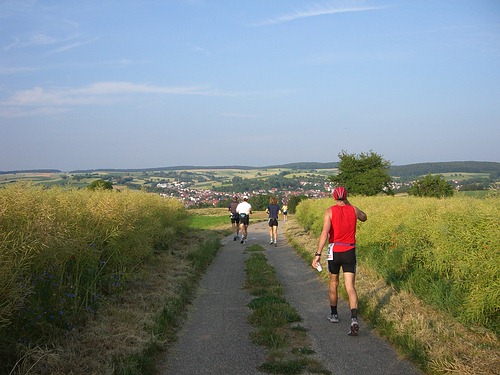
312, 186, 367, 336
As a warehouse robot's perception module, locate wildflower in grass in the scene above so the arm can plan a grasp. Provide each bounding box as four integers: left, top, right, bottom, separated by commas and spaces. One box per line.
86, 306, 96, 314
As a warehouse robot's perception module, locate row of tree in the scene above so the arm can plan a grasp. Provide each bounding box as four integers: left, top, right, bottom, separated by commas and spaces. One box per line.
216, 193, 307, 214
330, 150, 455, 198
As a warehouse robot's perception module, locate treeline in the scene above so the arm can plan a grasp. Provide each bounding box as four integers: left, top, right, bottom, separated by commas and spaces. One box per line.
0, 169, 61, 175
69, 165, 257, 173
3, 161, 499, 177
263, 162, 339, 169
218, 175, 302, 193
390, 161, 500, 179
216, 193, 306, 213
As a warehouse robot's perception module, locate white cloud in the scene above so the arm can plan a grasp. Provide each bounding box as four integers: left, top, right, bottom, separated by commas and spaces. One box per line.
0, 65, 37, 74
0, 81, 257, 118
0, 81, 296, 118
3, 37, 20, 51
0, 106, 68, 118
48, 37, 99, 54
79, 82, 214, 96
188, 45, 210, 56
29, 33, 58, 45
253, 1, 382, 26
2, 82, 214, 107
221, 112, 261, 118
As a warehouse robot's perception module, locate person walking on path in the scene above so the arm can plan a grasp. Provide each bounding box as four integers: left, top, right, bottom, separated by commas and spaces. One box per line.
228, 196, 240, 241
236, 195, 252, 244
266, 196, 281, 246
312, 186, 367, 336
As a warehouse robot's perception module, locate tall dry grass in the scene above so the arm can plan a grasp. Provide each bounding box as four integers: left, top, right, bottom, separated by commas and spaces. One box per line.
0, 183, 189, 373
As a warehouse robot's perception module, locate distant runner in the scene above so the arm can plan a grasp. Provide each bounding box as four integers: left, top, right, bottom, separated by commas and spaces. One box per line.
266, 196, 281, 246
282, 204, 288, 221
228, 196, 240, 241
236, 195, 252, 244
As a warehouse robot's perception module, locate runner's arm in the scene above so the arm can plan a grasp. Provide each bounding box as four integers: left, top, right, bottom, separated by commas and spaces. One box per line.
355, 206, 367, 222
313, 208, 331, 268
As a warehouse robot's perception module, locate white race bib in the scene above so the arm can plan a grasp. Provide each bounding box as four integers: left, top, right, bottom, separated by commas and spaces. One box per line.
327, 243, 334, 260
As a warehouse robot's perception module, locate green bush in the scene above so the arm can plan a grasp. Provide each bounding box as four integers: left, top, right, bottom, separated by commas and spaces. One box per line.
409, 174, 454, 197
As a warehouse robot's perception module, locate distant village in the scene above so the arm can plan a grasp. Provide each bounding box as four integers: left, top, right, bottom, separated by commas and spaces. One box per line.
156, 180, 335, 207
155, 179, 414, 208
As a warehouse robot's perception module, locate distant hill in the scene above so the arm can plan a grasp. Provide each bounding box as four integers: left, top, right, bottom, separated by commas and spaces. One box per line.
68, 165, 257, 173
263, 162, 339, 169
68, 162, 339, 173
66, 161, 500, 176
0, 169, 61, 175
389, 161, 500, 178
2, 161, 498, 177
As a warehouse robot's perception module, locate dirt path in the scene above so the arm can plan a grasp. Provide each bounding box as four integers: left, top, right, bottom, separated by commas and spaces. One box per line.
157, 220, 423, 375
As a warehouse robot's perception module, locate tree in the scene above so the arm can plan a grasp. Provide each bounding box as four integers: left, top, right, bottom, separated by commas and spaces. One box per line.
248, 194, 270, 211
409, 174, 455, 198
287, 195, 307, 214
87, 179, 113, 190
330, 150, 392, 196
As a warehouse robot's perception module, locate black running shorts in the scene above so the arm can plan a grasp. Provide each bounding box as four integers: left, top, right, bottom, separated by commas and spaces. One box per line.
268, 218, 278, 227
239, 213, 250, 226
230, 214, 240, 224
328, 248, 356, 274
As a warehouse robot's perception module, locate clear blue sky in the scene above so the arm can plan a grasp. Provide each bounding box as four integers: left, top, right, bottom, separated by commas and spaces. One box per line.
1, 0, 499, 171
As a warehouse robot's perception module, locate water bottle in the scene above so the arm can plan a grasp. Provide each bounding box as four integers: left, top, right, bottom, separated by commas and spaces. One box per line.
315, 262, 322, 272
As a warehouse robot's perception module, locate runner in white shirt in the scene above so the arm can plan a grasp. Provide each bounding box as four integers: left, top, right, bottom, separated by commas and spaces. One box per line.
236, 195, 252, 244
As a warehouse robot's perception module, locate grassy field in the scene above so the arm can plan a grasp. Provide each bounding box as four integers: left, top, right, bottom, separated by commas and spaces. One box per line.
189, 207, 269, 230
0, 183, 191, 374
456, 190, 492, 198
2, 181, 499, 374
440, 172, 491, 180
0, 167, 340, 191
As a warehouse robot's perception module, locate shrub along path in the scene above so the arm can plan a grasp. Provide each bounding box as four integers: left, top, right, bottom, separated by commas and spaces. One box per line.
157, 221, 423, 375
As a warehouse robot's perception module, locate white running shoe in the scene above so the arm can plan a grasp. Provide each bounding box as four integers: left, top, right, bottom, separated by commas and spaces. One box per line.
327, 314, 339, 323
348, 318, 359, 336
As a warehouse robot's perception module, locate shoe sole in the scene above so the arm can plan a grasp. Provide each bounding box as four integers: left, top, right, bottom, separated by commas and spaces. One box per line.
348, 322, 359, 336
327, 316, 339, 323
